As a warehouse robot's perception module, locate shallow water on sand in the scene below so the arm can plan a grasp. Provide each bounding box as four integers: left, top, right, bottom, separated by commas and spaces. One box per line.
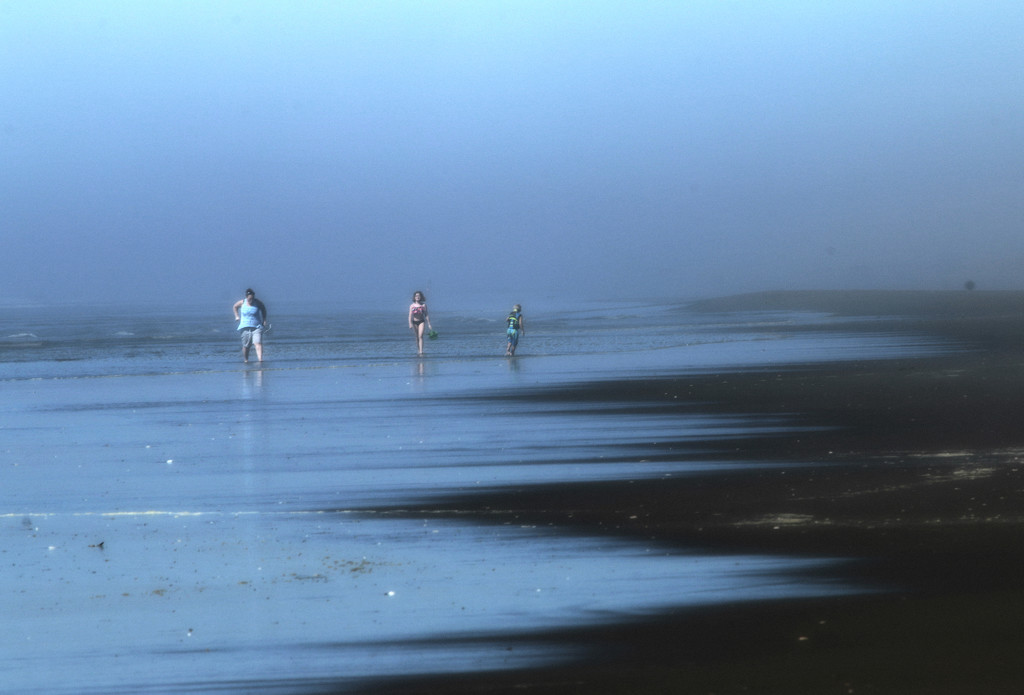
0, 301, 948, 693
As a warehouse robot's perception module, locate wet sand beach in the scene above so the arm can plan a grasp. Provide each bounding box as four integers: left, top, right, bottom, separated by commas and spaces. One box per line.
371, 291, 1024, 694
5, 291, 1024, 694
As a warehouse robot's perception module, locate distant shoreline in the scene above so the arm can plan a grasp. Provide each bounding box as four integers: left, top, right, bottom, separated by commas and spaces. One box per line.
688, 288, 1024, 317
689, 289, 1024, 352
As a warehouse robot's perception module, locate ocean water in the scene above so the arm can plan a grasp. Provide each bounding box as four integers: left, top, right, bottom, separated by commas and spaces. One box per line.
0, 301, 946, 694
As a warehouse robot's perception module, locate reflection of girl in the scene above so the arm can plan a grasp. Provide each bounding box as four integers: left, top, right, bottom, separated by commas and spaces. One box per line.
408, 290, 432, 355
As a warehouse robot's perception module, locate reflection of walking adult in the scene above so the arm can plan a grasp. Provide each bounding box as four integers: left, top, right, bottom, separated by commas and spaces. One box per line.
233, 289, 268, 362
505, 304, 525, 356
408, 290, 432, 355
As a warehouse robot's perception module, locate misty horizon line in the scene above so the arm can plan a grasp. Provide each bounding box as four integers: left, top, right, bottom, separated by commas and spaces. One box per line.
2, 285, 1015, 313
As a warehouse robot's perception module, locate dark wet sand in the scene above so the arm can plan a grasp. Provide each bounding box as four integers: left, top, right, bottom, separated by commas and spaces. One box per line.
366, 291, 1024, 695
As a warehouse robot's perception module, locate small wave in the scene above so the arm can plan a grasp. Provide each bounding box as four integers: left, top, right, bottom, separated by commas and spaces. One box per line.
5, 333, 40, 340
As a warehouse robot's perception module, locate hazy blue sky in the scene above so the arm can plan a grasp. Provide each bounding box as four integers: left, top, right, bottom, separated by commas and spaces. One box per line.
3, 1, 1023, 308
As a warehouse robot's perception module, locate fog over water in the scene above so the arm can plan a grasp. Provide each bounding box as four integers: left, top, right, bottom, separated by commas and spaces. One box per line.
3, 1, 1023, 310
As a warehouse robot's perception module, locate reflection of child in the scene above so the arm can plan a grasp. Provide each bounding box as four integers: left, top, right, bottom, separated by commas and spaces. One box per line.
505, 304, 524, 356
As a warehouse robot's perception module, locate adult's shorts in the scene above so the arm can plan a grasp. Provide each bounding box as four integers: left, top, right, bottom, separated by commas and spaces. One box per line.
241, 326, 263, 347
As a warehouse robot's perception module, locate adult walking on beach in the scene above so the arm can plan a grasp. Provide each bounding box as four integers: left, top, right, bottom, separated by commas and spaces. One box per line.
233, 288, 268, 362
505, 304, 525, 356
408, 290, 432, 355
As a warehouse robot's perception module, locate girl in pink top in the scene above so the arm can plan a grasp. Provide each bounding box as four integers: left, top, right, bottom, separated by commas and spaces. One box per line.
408, 290, 433, 355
